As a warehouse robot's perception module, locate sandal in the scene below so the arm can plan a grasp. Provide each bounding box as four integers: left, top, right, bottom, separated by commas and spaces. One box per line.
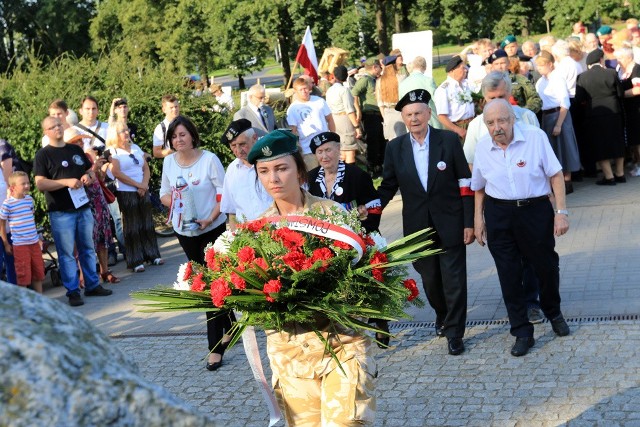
133, 264, 145, 273
101, 271, 121, 283
152, 258, 164, 266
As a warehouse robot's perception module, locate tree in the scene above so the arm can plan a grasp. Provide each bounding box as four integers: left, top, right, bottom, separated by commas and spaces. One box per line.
375, 0, 389, 54
329, 1, 377, 61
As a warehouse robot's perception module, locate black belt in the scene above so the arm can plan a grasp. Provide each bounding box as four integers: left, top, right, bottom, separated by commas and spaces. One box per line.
486, 195, 549, 207
542, 107, 561, 115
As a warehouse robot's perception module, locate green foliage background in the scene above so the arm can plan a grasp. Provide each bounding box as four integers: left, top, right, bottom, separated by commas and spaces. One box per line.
0, 51, 235, 227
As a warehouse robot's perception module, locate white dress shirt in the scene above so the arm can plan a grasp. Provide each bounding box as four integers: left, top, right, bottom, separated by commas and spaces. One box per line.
471, 123, 562, 199
410, 128, 430, 191
536, 71, 571, 110
220, 158, 273, 221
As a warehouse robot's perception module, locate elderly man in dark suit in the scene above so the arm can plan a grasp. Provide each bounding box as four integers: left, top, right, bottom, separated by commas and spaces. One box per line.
233, 84, 276, 137
378, 89, 475, 355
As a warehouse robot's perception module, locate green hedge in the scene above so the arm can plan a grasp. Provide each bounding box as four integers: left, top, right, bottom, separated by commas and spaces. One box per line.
0, 52, 238, 227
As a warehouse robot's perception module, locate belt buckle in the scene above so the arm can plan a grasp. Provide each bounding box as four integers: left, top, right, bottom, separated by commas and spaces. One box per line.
516, 199, 529, 207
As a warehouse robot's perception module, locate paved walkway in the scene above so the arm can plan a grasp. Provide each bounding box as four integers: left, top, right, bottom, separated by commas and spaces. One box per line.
43, 176, 640, 426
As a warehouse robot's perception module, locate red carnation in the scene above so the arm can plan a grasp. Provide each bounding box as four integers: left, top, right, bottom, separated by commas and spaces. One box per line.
363, 235, 375, 247
333, 240, 352, 250
273, 228, 305, 251
239, 218, 268, 233
403, 279, 420, 301
230, 272, 246, 290
253, 257, 269, 271
370, 251, 388, 266
190, 273, 206, 292
282, 251, 308, 271
372, 269, 384, 281
210, 278, 232, 308
205, 248, 217, 270
183, 261, 193, 281
263, 279, 282, 302
237, 246, 256, 264
310, 247, 333, 272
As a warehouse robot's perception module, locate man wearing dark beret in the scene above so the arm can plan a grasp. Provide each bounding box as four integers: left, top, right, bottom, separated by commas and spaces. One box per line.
378, 89, 475, 355
434, 55, 476, 142
220, 119, 272, 229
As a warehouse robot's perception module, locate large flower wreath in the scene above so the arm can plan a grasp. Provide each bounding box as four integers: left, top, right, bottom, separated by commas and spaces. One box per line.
131, 207, 440, 350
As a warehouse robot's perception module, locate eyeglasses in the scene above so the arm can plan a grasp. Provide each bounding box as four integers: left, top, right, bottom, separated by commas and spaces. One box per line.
118, 129, 130, 135
129, 153, 139, 165
46, 124, 62, 130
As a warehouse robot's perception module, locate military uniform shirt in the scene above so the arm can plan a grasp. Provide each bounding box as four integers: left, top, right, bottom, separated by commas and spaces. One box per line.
433, 76, 475, 122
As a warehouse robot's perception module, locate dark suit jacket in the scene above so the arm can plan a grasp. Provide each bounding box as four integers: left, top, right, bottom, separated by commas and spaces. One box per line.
233, 105, 276, 137
575, 65, 624, 116
377, 127, 473, 249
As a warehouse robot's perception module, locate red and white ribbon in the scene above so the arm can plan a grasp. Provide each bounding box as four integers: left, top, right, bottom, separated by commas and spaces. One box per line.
263, 215, 367, 263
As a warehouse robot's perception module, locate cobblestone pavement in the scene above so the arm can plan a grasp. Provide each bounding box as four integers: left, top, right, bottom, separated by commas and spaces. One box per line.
43, 177, 640, 425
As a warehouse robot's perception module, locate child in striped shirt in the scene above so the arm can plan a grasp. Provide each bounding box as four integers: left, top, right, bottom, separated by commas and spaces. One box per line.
0, 171, 44, 293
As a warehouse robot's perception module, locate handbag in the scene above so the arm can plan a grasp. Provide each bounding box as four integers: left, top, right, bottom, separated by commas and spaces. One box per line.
99, 179, 116, 204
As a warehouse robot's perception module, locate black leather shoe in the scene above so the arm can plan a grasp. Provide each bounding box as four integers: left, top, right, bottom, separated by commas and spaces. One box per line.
206, 360, 223, 371
596, 178, 616, 186
615, 175, 627, 183
447, 337, 465, 355
510, 337, 535, 357
551, 315, 570, 336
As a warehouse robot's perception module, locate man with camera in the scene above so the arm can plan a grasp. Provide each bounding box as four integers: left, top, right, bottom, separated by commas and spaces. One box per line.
74, 96, 108, 159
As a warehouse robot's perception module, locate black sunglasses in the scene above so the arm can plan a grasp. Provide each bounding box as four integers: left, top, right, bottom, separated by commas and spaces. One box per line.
129, 153, 139, 165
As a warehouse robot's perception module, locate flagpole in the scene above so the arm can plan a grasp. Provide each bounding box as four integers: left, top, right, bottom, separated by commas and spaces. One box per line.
285, 60, 300, 91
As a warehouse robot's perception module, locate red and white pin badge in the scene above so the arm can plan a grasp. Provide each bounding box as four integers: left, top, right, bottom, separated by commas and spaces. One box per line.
516, 160, 526, 168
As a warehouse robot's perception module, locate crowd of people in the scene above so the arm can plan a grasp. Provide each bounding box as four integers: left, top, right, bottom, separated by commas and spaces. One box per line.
4, 21, 640, 426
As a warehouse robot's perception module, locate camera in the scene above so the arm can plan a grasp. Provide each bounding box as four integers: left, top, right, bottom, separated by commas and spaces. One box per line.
92, 145, 111, 162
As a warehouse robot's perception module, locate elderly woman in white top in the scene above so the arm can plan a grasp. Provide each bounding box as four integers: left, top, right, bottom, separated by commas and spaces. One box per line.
106, 121, 163, 272
160, 115, 234, 371
535, 51, 581, 194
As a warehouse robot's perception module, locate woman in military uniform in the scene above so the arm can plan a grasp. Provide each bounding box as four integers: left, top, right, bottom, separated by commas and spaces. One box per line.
248, 129, 377, 426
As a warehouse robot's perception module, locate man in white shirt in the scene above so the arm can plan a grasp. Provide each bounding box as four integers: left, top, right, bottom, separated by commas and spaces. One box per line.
74, 96, 108, 156
152, 95, 180, 158
219, 119, 272, 229
286, 77, 336, 170
434, 55, 475, 141
472, 99, 570, 357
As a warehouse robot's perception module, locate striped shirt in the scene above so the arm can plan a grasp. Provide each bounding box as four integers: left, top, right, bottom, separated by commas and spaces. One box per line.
0, 196, 39, 246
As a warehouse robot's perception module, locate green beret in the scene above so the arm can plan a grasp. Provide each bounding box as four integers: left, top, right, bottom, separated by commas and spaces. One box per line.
247, 129, 299, 165
597, 25, 612, 37
500, 35, 517, 49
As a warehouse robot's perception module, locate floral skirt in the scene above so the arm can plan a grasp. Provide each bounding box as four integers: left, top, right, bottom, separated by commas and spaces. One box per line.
87, 181, 112, 250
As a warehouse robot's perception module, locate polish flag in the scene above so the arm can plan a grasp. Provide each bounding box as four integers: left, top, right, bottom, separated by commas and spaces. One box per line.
295, 26, 319, 84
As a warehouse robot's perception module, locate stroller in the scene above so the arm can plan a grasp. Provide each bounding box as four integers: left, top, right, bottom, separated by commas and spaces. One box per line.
38, 227, 62, 287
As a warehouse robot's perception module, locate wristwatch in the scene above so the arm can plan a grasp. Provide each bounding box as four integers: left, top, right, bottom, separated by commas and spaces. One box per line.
555, 209, 569, 216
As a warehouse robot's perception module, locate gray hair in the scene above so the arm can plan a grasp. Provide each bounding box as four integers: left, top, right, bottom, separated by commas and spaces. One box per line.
552, 40, 570, 58
242, 127, 256, 139
412, 56, 427, 72
539, 35, 557, 52
615, 47, 634, 60
248, 84, 265, 96
481, 71, 512, 97
522, 40, 538, 55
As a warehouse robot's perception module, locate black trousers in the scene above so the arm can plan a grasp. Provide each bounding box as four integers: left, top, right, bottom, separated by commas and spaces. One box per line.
413, 243, 468, 339
362, 111, 385, 168
176, 222, 236, 355
485, 198, 562, 337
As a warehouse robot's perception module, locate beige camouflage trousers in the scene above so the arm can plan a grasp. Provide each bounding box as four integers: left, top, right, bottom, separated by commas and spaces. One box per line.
273, 356, 376, 426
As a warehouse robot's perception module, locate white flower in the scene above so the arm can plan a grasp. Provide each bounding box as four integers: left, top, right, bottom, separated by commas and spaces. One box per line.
173, 263, 191, 290
370, 232, 388, 249
212, 230, 235, 254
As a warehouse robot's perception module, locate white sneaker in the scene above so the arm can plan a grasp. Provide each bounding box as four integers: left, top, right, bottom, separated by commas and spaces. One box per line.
631, 165, 640, 177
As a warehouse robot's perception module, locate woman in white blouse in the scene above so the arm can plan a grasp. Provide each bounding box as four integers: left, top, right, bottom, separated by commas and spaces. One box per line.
160, 115, 234, 371
106, 121, 163, 272
535, 51, 581, 194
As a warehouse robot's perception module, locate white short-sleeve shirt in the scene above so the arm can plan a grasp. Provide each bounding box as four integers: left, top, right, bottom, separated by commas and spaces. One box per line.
286, 96, 332, 154
471, 123, 562, 199
220, 158, 273, 222
433, 76, 476, 122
